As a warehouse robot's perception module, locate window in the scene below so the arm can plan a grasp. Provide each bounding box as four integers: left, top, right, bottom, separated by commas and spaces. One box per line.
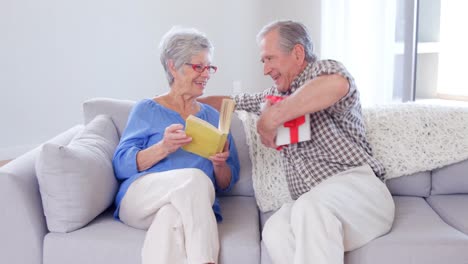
415, 0, 468, 102
321, 0, 417, 106
321, 0, 468, 105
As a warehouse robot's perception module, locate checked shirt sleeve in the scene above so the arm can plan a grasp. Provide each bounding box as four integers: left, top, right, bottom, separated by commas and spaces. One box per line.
312, 60, 359, 116
232, 87, 276, 115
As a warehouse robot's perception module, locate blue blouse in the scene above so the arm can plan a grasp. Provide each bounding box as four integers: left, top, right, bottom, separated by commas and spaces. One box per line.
112, 99, 240, 222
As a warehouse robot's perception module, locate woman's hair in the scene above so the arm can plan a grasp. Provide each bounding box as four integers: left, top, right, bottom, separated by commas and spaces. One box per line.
159, 27, 213, 85
256, 20, 317, 63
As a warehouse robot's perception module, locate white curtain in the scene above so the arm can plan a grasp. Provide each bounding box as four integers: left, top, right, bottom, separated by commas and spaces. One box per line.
437, 2, 468, 97
320, 0, 407, 106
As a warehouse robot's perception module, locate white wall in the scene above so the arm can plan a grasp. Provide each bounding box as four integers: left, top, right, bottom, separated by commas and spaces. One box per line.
0, 0, 321, 159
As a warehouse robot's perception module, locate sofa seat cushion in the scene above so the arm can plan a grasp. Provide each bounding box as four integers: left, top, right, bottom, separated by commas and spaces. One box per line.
426, 194, 468, 235
43, 196, 260, 264
217, 196, 260, 264
43, 209, 144, 264
345, 196, 468, 264
260, 197, 468, 264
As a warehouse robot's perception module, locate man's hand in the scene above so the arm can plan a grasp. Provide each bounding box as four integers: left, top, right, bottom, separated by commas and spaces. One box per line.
257, 100, 279, 148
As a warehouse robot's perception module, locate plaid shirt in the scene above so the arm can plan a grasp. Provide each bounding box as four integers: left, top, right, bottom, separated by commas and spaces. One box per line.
233, 60, 386, 199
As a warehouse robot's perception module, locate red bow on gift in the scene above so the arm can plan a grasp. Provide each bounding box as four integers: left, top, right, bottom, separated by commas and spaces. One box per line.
265, 96, 306, 150
283, 116, 305, 144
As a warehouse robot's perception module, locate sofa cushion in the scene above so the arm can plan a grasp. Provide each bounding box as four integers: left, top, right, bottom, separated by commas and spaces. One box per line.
83, 97, 254, 197
260, 197, 468, 264
217, 196, 260, 264
385, 171, 431, 197
260, 210, 276, 230
83, 97, 135, 137
219, 112, 254, 197
43, 196, 260, 264
344, 197, 468, 264
43, 208, 145, 264
431, 159, 468, 195
36, 115, 119, 233
426, 194, 468, 235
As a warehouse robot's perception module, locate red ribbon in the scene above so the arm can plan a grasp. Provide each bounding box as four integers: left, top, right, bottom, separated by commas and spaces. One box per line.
284, 116, 305, 144
265, 95, 284, 103
265, 95, 305, 150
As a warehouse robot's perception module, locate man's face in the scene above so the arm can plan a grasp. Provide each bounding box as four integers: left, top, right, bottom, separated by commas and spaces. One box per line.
259, 30, 303, 93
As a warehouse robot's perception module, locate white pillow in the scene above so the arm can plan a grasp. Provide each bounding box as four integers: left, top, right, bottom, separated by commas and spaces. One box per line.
36, 115, 119, 233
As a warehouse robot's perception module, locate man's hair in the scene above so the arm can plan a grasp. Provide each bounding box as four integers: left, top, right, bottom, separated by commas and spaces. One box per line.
159, 27, 213, 85
257, 20, 317, 63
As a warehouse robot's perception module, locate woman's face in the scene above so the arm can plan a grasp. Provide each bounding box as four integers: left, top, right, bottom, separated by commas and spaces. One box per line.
172, 50, 214, 98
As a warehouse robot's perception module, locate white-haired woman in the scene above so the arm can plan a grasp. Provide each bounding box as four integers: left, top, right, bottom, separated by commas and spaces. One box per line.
112, 27, 240, 264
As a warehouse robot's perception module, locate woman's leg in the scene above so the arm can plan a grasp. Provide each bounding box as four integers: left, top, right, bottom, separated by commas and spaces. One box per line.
169, 168, 219, 264
142, 204, 187, 264
119, 168, 219, 264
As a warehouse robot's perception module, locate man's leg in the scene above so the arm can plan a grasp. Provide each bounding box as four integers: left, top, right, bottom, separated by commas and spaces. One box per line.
291, 165, 395, 264
262, 202, 295, 264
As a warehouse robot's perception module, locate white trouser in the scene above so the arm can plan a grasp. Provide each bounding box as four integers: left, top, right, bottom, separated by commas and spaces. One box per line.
262, 165, 395, 264
119, 168, 219, 264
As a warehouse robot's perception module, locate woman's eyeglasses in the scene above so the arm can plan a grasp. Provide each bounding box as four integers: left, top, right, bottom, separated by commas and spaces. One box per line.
185, 63, 218, 74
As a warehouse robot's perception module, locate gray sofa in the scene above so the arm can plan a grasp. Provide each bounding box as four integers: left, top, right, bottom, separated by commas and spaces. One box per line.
1, 97, 467, 264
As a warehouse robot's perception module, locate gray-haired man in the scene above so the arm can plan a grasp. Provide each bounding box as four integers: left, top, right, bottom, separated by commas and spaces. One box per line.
200, 20, 394, 264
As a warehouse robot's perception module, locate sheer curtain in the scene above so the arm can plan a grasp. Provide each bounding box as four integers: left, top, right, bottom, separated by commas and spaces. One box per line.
437, 2, 468, 98
320, 0, 417, 106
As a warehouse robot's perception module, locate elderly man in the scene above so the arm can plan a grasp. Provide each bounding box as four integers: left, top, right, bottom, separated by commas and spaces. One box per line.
200, 20, 394, 264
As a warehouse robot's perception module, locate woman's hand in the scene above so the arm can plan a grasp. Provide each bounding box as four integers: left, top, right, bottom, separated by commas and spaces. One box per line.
160, 124, 192, 155
136, 124, 191, 172
210, 141, 231, 190
209, 140, 230, 167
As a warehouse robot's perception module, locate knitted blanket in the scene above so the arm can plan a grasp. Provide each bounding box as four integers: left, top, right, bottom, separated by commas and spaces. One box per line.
236, 111, 292, 212
237, 103, 468, 212
363, 103, 468, 179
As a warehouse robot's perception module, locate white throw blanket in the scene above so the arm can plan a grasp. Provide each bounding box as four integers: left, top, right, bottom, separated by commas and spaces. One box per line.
237, 103, 468, 212
236, 111, 292, 212
363, 103, 468, 179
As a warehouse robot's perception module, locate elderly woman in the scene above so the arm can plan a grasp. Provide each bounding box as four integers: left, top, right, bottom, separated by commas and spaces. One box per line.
112, 27, 240, 264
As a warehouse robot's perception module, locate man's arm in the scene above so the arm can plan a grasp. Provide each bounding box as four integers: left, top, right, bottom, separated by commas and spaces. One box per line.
197, 96, 231, 111
257, 74, 349, 148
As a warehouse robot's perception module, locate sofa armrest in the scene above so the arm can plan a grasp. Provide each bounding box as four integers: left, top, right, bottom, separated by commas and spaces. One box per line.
0, 125, 82, 264
0, 169, 47, 264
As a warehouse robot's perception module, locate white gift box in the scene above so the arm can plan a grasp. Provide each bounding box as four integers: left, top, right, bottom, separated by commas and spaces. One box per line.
262, 95, 311, 147
276, 114, 311, 146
